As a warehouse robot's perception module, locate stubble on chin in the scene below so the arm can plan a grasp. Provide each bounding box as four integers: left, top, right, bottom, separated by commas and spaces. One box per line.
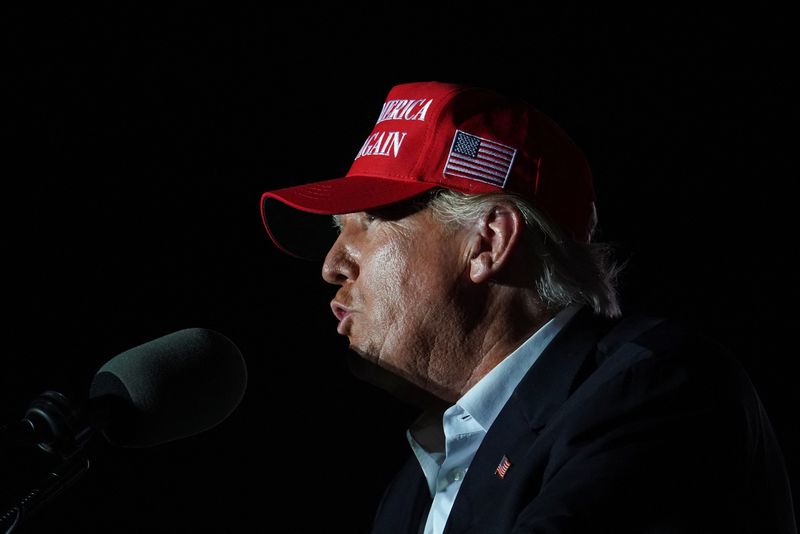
348, 342, 372, 362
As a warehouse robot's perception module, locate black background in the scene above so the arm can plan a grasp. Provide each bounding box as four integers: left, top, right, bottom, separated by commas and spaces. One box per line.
4, 5, 797, 532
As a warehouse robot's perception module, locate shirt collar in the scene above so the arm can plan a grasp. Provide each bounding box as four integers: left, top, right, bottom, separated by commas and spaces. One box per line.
455, 303, 583, 431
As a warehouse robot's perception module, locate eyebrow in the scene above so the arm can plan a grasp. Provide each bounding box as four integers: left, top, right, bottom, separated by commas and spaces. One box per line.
332, 214, 344, 231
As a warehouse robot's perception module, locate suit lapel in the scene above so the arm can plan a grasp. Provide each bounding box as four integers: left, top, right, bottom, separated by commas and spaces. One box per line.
444, 307, 619, 533
371, 455, 432, 534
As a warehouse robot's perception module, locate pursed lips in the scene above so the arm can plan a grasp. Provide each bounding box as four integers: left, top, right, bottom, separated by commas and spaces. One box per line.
330, 301, 354, 334
330, 300, 352, 320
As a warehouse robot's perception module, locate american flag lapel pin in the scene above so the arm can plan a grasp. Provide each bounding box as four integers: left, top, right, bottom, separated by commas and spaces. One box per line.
495, 455, 512, 479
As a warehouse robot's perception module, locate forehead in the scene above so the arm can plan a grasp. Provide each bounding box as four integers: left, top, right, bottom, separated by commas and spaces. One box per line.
333, 198, 435, 228
331, 210, 419, 231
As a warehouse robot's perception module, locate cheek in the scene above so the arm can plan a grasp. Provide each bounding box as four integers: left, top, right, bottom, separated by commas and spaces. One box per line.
378, 246, 457, 324
362, 243, 409, 321
365, 241, 446, 335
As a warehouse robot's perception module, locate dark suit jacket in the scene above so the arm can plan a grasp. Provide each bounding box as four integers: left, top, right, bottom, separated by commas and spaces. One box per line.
370, 308, 797, 533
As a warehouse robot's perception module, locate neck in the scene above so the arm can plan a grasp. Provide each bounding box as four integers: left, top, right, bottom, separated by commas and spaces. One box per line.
424, 287, 556, 404
460, 297, 555, 396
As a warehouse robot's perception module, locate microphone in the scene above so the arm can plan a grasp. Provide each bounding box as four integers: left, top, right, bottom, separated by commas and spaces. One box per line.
0, 328, 247, 533
90, 327, 247, 447
2, 328, 248, 453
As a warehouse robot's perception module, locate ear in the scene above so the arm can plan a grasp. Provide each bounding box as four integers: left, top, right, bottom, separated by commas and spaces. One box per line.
467, 204, 524, 284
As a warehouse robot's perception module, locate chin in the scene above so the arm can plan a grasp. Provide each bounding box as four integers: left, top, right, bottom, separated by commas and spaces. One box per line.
349, 342, 378, 363
351, 344, 405, 379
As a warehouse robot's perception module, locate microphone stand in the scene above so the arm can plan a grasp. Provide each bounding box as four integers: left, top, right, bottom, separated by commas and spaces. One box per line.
1, 391, 101, 533
0, 453, 90, 534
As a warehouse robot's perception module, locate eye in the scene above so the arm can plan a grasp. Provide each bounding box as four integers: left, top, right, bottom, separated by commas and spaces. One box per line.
362, 212, 381, 226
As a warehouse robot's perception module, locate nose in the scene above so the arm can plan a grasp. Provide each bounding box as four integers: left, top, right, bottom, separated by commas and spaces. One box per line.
322, 231, 358, 285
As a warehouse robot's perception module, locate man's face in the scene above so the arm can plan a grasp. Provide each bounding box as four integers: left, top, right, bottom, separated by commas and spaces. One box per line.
322, 202, 474, 399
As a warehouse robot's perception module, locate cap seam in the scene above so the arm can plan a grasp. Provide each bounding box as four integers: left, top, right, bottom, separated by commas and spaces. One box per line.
410, 86, 467, 183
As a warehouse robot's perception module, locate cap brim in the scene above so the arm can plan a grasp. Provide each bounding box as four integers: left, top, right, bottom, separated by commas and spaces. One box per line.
261, 176, 439, 260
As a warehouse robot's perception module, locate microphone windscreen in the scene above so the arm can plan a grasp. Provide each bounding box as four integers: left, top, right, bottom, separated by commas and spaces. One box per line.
89, 328, 247, 447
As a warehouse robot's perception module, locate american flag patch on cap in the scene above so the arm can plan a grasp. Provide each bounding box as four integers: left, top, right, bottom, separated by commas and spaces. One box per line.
444, 130, 517, 187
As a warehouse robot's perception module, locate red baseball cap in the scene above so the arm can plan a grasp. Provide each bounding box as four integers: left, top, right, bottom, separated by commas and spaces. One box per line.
261, 81, 596, 259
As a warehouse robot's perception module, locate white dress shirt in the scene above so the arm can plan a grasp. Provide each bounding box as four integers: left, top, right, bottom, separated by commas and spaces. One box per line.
406, 304, 583, 534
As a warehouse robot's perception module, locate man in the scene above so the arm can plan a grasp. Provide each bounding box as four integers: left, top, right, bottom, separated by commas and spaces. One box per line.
260, 82, 796, 533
